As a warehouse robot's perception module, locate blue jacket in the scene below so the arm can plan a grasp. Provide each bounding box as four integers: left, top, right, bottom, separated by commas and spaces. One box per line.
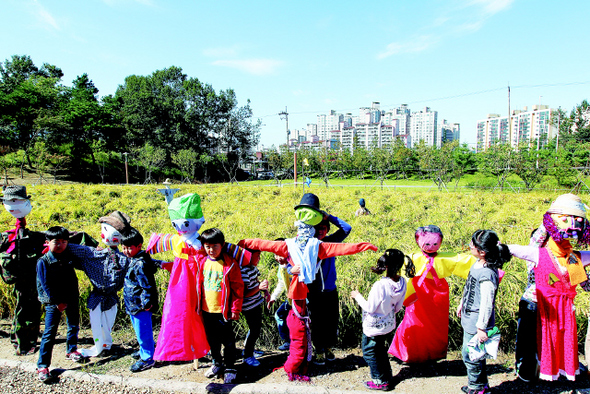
309, 215, 351, 292
36, 249, 79, 305
123, 251, 159, 315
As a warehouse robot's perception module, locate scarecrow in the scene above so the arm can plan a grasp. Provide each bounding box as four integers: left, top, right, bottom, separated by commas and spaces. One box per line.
509, 193, 590, 381
146, 193, 253, 362
389, 225, 475, 363
68, 210, 133, 357
0, 186, 45, 355
238, 193, 378, 381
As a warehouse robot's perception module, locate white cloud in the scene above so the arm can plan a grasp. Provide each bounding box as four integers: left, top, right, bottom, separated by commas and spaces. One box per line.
31, 0, 60, 30
469, 0, 514, 15
211, 59, 284, 76
203, 46, 242, 58
377, 35, 438, 59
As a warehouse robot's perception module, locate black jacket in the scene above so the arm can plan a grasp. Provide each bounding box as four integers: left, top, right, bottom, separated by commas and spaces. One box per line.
36, 250, 79, 305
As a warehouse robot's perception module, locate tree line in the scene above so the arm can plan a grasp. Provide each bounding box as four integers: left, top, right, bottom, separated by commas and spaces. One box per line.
0, 54, 260, 184
265, 132, 590, 192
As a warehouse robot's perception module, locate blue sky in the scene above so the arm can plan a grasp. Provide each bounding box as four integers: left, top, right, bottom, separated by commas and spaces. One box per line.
1, 0, 588, 149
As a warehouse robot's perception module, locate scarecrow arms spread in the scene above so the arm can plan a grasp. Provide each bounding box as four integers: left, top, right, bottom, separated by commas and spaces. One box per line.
237, 239, 377, 259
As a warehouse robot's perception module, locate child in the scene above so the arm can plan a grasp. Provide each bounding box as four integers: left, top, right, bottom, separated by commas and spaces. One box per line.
36, 226, 84, 382
121, 228, 159, 372
197, 228, 244, 384
267, 238, 292, 351
240, 248, 267, 367
458, 230, 511, 394
351, 249, 415, 391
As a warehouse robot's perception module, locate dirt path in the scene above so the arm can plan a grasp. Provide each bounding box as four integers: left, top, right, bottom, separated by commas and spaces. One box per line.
1, 320, 589, 393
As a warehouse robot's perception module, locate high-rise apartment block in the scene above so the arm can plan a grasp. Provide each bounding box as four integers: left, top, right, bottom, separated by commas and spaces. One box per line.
288, 102, 456, 151
476, 105, 556, 152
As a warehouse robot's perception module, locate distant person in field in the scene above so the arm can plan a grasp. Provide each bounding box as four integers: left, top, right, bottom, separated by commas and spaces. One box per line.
0, 186, 45, 356
36, 226, 85, 382
458, 230, 511, 394
508, 194, 590, 382
308, 194, 352, 365
355, 198, 371, 217
121, 228, 160, 373
238, 193, 377, 381
267, 238, 293, 352
351, 249, 414, 391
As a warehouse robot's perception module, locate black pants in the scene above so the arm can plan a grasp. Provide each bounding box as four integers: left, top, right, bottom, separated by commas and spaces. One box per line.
242, 304, 263, 358
202, 311, 236, 369
307, 288, 339, 353
515, 298, 538, 381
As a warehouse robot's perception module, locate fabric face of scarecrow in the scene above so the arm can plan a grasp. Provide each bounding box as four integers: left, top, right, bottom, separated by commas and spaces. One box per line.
3, 199, 32, 219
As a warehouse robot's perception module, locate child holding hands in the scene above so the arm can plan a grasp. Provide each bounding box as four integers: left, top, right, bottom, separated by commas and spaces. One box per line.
121, 228, 159, 373
458, 230, 511, 394
351, 249, 415, 391
36, 227, 84, 382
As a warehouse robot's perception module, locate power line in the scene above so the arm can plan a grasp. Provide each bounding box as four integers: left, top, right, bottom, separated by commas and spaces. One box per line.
254, 80, 590, 121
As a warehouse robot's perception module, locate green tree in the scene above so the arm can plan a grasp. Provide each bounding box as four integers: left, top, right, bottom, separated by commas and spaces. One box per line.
478, 143, 515, 190
369, 143, 392, 188
134, 143, 166, 183
172, 148, 198, 183
390, 138, 415, 180
452, 143, 476, 190
513, 143, 550, 191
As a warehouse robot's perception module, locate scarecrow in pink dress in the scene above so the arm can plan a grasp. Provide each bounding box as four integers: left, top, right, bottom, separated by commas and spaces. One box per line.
509, 193, 590, 381
146, 193, 254, 363
389, 225, 476, 363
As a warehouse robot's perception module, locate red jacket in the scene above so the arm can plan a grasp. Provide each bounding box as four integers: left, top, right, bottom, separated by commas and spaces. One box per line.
196, 249, 244, 321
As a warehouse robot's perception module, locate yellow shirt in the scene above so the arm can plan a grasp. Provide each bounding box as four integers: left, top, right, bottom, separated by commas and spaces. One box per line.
202, 258, 224, 313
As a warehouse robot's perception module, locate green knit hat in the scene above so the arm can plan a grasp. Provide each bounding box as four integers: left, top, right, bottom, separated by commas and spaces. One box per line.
168, 193, 204, 221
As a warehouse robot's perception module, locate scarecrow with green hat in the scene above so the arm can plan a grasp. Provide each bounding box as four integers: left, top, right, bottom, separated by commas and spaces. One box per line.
146, 193, 210, 361
238, 193, 378, 381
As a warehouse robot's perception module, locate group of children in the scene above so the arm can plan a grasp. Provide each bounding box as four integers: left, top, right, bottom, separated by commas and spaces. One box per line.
3, 185, 590, 394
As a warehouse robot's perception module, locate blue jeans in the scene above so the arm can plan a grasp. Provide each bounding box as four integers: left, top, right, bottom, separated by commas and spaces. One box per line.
362, 333, 393, 384
515, 298, 537, 381
275, 301, 291, 344
37, 302, 79, 368
243, 304, 262, 358
462, 331, 488, 390
130, 311, 154, 361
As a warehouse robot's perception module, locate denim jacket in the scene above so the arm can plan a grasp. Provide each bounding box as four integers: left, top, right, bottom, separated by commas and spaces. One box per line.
123, 251, 159, 315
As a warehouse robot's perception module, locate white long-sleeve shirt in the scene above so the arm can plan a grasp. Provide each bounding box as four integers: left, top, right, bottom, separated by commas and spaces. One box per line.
353, 276, 407, 337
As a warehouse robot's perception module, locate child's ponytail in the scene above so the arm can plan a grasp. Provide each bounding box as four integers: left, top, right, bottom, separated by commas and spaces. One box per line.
372, 249, 415, 278
472, 229, 512, 270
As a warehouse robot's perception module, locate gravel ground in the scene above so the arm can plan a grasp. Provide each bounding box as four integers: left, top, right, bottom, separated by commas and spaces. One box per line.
1, 319, 590, 393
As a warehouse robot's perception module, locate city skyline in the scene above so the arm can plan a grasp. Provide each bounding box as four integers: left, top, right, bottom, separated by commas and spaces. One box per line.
2, 0, 588, 150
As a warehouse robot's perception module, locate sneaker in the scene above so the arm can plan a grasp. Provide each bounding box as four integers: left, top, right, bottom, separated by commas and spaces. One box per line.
37, 368, 50, 382
253, 349, 264, 358
313, 353, 326, 366
461, 386, 488, 394
205, 364, 223, 378
66, 351, 86, 363
130, 358, 155, 372
325, 348, 336, 361
244, 356, 260, 367
364, 381, 390, 391
16, 347, 36, 356
224, 369, 237, 384
130, 350, 141, 360
278, 342, 290, 351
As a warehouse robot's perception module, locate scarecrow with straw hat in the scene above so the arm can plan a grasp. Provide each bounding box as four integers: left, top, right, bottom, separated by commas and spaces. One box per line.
68, 210, 136, 357
238, 193, 378, 381
0, 186, 46, 355
509, 193, 590, 382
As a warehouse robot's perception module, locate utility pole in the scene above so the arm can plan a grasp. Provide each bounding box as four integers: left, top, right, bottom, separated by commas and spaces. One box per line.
279, 107, 289, 146
279, 107, 297, 185
123, 152, 129, 184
